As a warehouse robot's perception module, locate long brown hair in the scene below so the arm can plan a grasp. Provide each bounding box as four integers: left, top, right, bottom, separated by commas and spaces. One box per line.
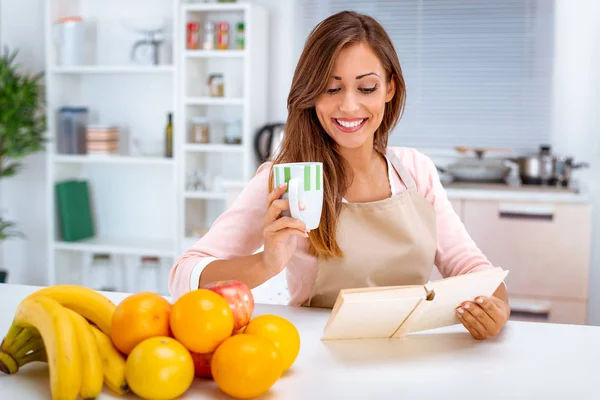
270, 11, 406, 259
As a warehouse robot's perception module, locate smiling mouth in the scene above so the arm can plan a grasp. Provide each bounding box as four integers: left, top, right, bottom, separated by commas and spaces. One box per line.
332, 118, 368, 133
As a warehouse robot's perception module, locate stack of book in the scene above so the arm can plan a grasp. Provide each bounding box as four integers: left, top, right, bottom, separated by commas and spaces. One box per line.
86, 125, 120, 155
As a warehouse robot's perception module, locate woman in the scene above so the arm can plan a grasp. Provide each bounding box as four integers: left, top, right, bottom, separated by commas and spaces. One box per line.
169, 11, 510, 340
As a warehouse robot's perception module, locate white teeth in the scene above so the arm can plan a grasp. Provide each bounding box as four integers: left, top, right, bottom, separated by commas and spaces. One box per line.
336, 119, 364, 128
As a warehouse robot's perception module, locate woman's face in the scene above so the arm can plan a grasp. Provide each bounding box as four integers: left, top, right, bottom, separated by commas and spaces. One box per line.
315, 42, 395, 151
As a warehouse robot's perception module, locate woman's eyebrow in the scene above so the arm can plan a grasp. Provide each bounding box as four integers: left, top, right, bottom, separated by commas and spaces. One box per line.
330, 72, 381, 80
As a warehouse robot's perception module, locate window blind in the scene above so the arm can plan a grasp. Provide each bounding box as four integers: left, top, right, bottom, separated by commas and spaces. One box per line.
298, 0, 555, 150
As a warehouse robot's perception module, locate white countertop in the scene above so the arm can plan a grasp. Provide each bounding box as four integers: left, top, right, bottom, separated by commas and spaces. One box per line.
443, 182, 591, 203
1, 284, 599, 399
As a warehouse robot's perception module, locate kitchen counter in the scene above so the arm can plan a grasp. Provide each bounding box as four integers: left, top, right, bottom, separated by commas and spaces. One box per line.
443, 182, 591, 203
1, 284, 600, 399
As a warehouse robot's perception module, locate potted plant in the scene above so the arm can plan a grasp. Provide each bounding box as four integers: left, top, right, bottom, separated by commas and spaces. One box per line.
0, 47, 47, 283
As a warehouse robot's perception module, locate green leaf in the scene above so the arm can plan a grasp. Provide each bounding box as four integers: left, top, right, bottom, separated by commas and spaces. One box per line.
0, 219, 24, 241
0, 46, 46, 180
0, 162, 20, 178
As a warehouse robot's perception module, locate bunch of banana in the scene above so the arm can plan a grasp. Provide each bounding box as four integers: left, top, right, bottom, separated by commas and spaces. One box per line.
0, 285, 129, 400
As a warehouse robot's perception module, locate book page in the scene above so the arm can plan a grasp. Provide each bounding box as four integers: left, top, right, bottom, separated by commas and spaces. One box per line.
402, 267, 509, 334
322, 295, 425, 340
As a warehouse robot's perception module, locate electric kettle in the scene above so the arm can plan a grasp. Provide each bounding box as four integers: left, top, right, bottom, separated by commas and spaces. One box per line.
254, 123, 286, 163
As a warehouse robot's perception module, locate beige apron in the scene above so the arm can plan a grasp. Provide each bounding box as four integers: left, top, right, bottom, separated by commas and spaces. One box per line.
304, 149, 438, 308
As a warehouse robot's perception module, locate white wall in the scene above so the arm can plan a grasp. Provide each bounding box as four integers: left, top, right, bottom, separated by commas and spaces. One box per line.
0, 0, 298, 285
2, 0, 600, 324
551, 0, 600, 324
0, 0, 47, 285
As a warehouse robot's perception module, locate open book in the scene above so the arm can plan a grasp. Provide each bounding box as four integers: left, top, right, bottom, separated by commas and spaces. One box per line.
321, 267, 509, 340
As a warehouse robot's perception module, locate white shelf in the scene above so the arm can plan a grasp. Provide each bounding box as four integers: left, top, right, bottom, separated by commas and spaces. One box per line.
52, 65, 175, 74
53, 154, 174, 166
183, 3, 250, 12
186, 50, 245, 58
184, 143, 244, 152
184, 191, 227, 200
185, 97, 245, 105
53, 237, 175, 257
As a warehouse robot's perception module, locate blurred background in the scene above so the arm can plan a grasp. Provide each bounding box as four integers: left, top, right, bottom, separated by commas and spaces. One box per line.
0, 0, 598, 326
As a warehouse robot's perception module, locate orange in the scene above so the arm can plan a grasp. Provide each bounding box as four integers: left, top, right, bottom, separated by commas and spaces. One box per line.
170, 289, 234, 354
111, 292, 171, 355
125, 336, 194, 400
211, 334, 282, 399
244, 314, 300, 371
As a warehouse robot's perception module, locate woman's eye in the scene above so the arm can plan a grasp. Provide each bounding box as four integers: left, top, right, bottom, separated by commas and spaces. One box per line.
359, 85, 378, 94
326, 88, 341, 94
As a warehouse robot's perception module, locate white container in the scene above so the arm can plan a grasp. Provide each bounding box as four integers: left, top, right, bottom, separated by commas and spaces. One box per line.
54, 17, 87, 66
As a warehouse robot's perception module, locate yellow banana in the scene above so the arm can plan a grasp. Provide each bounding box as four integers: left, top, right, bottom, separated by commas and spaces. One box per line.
90, 325, 129, 396
0, 327, 45, 374
14, 296, 82, 400
1, 321, 27, 353
17, 347, 47, 367
25, 285, 117, 335
0, 350, 18, 374
13, 333, 44, 360
65, 309, 104, 400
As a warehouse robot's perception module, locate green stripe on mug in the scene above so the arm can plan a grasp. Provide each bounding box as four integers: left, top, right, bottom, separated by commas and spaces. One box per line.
275, 167, 280, 187
304, 166, 310, 191
316, 164, 321, 190
284, 167, 291, 192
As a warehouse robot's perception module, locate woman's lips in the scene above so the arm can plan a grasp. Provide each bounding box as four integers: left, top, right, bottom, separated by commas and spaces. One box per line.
332, 118, 368, 133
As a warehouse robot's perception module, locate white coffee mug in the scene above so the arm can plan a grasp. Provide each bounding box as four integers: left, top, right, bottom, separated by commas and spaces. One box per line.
273, 162, 323, 231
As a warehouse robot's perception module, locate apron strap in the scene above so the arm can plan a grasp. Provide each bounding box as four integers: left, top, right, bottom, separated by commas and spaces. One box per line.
385, 148, 417, 189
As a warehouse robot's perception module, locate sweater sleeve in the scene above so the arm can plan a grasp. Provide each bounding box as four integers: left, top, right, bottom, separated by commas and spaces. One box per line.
408, 149, 495, 278
168, 163, 272, 300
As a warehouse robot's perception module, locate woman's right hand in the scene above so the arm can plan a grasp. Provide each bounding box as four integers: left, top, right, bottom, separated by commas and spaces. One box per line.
262, 183, 309, 275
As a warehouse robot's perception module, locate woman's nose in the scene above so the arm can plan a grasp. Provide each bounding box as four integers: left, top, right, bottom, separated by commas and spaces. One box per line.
339, 92, 360, 114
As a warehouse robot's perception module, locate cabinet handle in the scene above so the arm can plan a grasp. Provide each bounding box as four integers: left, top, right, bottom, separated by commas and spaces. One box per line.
498, 212, 553, 221
510, 310, 550, 321
498, 204, 555, 221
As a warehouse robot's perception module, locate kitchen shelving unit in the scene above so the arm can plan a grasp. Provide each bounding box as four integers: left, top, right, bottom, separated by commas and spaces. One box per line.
177, 1, 268, 253
43, 0, 269, 295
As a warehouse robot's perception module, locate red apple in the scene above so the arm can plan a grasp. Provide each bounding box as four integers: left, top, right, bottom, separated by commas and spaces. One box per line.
204, 280, 255, 331
191, 351, 213, 379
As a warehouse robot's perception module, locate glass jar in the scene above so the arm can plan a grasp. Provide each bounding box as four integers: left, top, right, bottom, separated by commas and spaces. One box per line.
224, 119, 242, 144
137, 256, 161, 293
216, 21, 229, 50
187, 21, 200, 50
202, 21, 215, 50
190, 117, 210, 143
236, 22, 245, 50
208, 73, 224, 97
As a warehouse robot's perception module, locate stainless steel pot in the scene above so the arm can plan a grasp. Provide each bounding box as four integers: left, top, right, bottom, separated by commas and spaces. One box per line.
507, 145, 589, 186
554, 156, 590, 187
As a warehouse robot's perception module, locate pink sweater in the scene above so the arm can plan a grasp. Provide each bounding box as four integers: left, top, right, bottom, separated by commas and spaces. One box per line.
168, 147, 494, 305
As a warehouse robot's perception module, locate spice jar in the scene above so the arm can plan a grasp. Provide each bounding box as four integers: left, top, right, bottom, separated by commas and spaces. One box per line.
202, 21, 215, 50
216, 21, 229, 50
236, 22, 245, 50
187, 22, 200, 50
208, 73, 224, 97
190, 117, 210, 143
224, 119, 242, 144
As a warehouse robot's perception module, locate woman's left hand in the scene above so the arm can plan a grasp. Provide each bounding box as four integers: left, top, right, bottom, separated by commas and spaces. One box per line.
456, 296, 510, 340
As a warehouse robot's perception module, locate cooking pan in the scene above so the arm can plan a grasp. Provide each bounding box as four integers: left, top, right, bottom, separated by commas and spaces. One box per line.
438, 147, 512, 183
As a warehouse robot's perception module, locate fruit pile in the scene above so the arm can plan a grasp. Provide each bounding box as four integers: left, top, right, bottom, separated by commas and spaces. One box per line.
0, 280, 300, 400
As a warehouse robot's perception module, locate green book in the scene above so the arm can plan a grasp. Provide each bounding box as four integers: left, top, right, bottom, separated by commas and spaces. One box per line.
55, 180, 95, 242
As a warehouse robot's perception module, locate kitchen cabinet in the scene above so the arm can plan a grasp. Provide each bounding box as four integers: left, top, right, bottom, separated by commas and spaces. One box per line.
460, 199, 592, 324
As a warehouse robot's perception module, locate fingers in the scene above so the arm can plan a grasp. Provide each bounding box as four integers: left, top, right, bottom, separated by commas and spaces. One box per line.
462, 302, 498, 336
264, 199, 291, 224
265, 184, 306, 225
265, 217, 308, 236
267, 183, 288, 206
456, 304, 488, 340
475, 296, 505, 323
